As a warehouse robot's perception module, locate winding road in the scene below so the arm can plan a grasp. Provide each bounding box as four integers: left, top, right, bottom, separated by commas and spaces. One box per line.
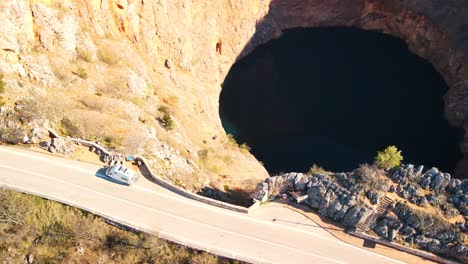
0, 146, 405, 264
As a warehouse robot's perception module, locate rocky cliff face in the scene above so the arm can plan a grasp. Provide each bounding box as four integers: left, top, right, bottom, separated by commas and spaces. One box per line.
0, 0, 270, 190
0, 0, 466, 191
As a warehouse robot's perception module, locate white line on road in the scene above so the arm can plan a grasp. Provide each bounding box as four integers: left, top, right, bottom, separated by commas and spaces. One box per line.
0, 163, 345, 264
0, 146, 406, 263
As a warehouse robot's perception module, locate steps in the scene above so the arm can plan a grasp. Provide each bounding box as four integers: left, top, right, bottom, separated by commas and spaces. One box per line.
357, 195, 393, 233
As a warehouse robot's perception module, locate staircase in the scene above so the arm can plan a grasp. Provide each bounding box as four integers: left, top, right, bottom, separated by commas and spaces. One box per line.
357, 195, 393, 233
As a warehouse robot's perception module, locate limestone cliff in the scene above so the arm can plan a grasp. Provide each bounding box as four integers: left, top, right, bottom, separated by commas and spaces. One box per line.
0, 0, 466, 193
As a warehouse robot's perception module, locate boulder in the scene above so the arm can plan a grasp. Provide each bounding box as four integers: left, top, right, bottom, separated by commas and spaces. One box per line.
400, 226, 416, 237
366, 190, 381, 205
293, 173, 309, 191
446, 179, 462, 194
430, 172, 451, 193
415, 165, 424, 176
28, 127, 49, 144
388, 228, 398, 241
252, 182, 269, 203
41, 137, 75, 154
327, 198, 343, 219
271, 176, 286, 196
374, 224, 388, 238
333, 205, 349, 221
306, 181, 328, 209
420, 175, 432, 189
285, 173, 297, 191
343, 204, 372, 228
25, 254, 34, 264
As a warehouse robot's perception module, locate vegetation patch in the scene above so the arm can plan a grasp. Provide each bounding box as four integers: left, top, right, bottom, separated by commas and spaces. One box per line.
375, 145, 403, 170
158, 106, 174, 131
74, 67, 88, 79
0, 74, 5, 94
308, 164, 327, 175
0, 189, 244, 264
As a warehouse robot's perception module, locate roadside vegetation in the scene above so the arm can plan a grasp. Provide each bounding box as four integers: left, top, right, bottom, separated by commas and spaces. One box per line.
0, 189, 244, 264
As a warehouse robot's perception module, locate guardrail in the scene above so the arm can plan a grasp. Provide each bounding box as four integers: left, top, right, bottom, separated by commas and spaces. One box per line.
45, 128, 261, 214
133, 156, 260, 214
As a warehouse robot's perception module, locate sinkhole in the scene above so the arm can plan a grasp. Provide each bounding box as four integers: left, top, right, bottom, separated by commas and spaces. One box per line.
219, 27, 463, 174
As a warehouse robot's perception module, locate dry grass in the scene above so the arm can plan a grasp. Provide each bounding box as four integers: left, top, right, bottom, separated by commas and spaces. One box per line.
0, 189, 244, 264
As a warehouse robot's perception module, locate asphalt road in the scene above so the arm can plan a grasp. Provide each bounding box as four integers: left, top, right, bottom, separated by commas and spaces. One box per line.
0, 146, 404, 264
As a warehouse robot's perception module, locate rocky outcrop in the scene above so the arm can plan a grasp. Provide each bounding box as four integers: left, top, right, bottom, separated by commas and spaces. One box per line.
253, 172, 369, 228
252, 164, 468, 261
39, 137, 76, 155
391, 164, 468, 220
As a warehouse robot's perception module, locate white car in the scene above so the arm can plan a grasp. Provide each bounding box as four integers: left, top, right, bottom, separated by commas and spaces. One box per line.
105, 164, 138, 185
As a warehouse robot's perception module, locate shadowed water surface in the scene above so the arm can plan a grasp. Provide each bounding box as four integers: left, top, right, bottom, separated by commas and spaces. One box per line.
220, 27, 462, 174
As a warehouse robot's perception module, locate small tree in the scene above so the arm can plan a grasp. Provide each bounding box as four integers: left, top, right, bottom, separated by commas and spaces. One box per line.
158, 106, 174, 131
375, 145, 403, 170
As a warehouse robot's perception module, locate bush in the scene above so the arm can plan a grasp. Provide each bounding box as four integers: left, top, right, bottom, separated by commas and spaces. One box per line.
161, 113, 173, 130
225, 134, 237, 146
239, 143, 251, 153
59, 116, 81, 137
102, 135, 122, 149
76, 67, 88, 79
354, 164, 389, 191
375, 145, 403, 170
0, 74, 5, 94
158, 106, 174, 131
308, 164, 327, 175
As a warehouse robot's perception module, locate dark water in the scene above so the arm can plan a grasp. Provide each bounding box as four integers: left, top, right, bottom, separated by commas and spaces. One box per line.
220, 27, 463, 174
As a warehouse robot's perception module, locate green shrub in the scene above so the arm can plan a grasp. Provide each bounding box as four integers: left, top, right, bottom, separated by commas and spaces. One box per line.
239, 143, 251, 153
76, 67, 88, 79
158, 106, 174, 131
0, 74, 5, 94
161, 113, 173, 130
375, 145, 403, 170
